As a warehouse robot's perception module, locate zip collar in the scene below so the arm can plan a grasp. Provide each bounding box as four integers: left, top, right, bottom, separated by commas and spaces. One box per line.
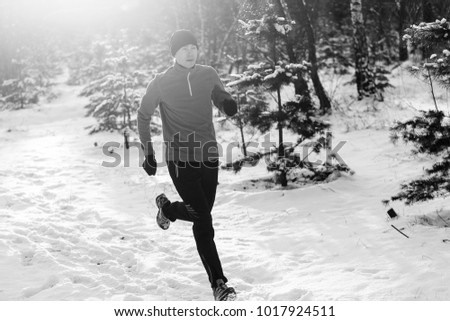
187, 72, 193, 96
173, 62, 197, 73
173, 62, 195, 96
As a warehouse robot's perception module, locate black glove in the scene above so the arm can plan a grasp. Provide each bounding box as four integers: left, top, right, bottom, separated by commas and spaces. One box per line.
223, 99, 237, 116
143, 154, 157, 176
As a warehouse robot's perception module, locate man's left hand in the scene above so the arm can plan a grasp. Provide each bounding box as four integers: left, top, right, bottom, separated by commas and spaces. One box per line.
223, 99, 237, 116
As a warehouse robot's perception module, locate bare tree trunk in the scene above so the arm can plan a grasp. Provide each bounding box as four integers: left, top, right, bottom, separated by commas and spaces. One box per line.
373, 0, 387, 63
240, 40, 247, 73
325, 131, 332, 169
276, 87, 284, 158
297, 0, 331, 114
350, 0, 377, 100
276, 87, 288, 187
236, 94, 248, 157
397, 0, 408, 61
274, 0, 312, 100
422, 0, 434, 22
421, 0, 434, 59
217, 20, 238, 65
216, 0, 246, 66
278, 0, 292, 21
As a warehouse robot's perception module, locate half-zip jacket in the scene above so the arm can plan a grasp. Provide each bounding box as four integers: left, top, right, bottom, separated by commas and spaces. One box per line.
138, 63, 233, 162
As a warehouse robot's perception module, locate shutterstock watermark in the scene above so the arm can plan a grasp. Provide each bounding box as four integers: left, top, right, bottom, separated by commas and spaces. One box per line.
101, 133, 347, 168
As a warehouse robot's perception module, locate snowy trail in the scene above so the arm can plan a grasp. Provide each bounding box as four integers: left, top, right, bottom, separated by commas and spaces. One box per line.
0, 76, 164, 300
1, 72, 450, 301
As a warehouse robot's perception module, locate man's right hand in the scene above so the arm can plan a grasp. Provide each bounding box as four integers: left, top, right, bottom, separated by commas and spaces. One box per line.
143, 154, 157, 176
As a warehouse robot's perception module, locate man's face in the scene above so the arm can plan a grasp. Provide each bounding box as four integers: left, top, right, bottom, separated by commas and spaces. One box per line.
175, 44, 198, 69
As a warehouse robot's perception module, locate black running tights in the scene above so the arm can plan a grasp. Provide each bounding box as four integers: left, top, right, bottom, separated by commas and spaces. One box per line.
164, 160, 228, 287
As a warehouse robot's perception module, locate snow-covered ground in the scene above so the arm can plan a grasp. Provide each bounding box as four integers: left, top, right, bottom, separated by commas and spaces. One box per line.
1, 66, 450, 301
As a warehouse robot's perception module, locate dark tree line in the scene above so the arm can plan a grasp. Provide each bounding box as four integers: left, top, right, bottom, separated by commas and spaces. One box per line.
2, 0, 450, 108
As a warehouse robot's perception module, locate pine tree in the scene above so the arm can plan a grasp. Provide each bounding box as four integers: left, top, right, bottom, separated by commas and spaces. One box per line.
227, 56, 349, 186
82, 55, 153, 134
77, 31, 166, 135
237, 15, 306, 158
218, 81, 268, 161
0, 56, 50, 110
388, 18, 450, 204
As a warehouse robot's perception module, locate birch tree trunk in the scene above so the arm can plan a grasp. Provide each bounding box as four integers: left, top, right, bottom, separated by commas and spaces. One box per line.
350, 0, 377, 100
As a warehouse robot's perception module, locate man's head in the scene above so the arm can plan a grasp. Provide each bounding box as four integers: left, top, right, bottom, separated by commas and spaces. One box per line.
170, 29, 198, 69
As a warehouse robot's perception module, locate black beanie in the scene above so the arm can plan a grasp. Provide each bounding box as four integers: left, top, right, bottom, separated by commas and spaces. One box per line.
169, 29, 198, 57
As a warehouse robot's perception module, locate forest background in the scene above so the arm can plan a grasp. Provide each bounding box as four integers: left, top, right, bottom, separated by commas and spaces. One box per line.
2, 0, 445, 112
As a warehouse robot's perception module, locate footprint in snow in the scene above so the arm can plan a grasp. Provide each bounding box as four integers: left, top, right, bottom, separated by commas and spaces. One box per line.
22, 275, 60, 299
21, 250, 35, 266
42, 190, 57, 200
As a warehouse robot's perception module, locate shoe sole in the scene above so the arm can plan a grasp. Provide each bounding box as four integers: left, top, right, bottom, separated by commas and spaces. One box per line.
156, 210, 170, 230
216, 288, 237, 301
155, 195, 170, 230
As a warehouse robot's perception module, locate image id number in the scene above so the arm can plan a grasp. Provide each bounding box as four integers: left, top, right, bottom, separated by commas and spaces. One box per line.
256, 305, 335, 317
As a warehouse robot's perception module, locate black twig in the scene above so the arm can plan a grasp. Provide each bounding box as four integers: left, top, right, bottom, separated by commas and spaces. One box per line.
391, 224, 409, 238
426, 67, 439, 112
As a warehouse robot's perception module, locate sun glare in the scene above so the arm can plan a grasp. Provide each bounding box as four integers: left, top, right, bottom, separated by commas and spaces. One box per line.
3, 0, 142, 34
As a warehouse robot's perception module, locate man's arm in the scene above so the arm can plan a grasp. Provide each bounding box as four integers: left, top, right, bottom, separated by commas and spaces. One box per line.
138, 75, 161, 156
210, 67, 237, 117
